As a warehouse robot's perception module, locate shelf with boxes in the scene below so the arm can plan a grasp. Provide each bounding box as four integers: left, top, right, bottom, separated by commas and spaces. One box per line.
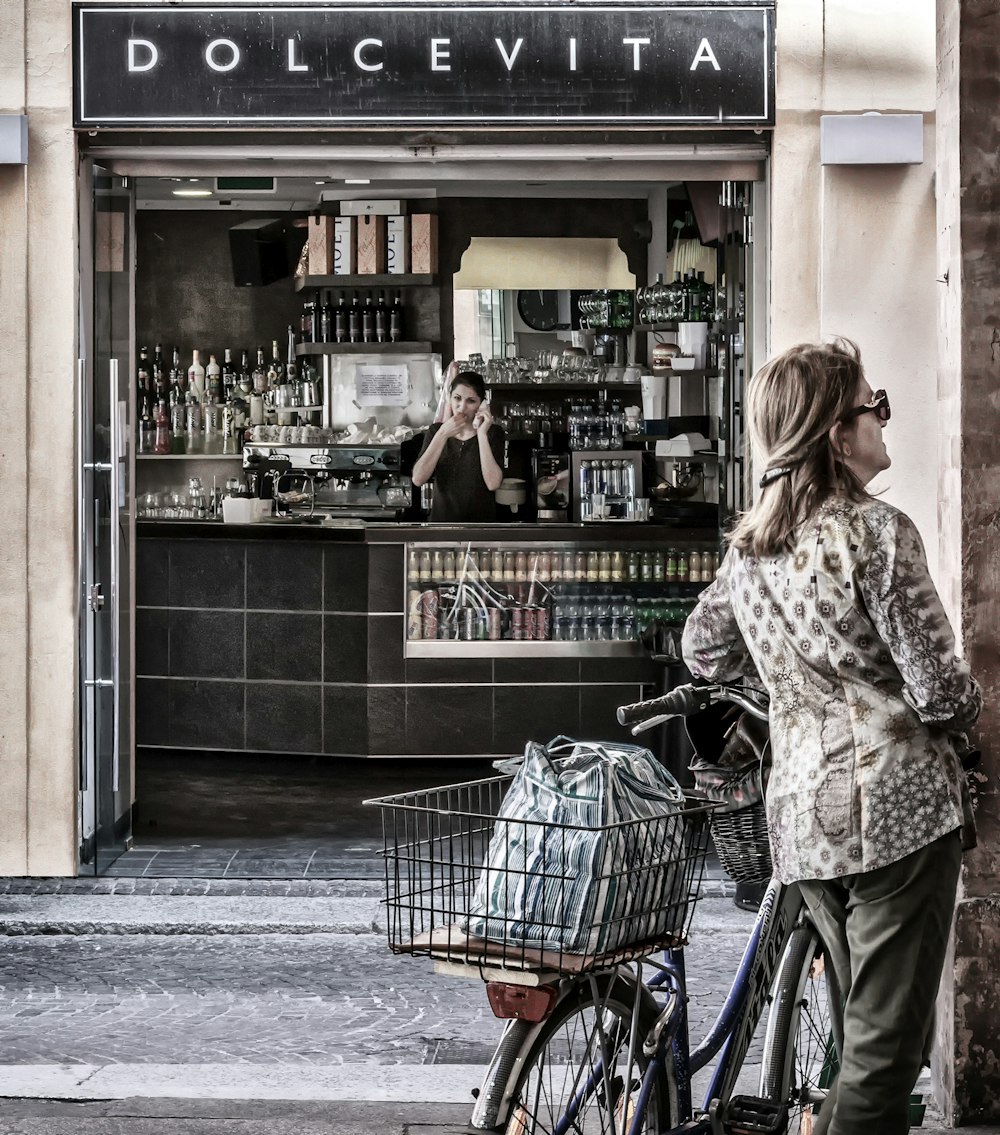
404, 541, 719, 657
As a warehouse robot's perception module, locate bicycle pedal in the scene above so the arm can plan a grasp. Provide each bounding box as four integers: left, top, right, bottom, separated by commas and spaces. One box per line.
722, 1095, 789, 1135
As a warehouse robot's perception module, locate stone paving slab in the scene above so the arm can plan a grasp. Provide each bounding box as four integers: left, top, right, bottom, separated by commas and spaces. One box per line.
0, 897, 383, 936
0, 880, 386, 898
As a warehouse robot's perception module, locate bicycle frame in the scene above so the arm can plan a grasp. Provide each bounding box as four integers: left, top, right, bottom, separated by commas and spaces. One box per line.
473, 878, 809, 1135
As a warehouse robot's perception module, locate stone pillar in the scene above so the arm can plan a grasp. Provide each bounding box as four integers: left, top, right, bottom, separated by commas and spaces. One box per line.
0, 0, 78, 876
935, 0, 1000, 1122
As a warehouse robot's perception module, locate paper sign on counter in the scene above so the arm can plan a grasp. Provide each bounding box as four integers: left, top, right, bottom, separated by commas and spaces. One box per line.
356, 364, 410, 407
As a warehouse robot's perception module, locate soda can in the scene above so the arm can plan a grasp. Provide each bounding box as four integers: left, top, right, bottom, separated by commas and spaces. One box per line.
535, 606, 551, 641
511, 607, 526, 641
407, 588, 423, 640
420, 588, 439, 639
487, 608, 503, 641
461, 607, 476, 641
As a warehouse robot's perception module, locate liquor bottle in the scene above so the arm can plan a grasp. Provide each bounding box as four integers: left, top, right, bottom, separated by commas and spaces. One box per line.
319, 290, 333, 342
375, 291, 388, 343
169, 346, 185, 395
221, 348, 236, 398
301, 299, 315, 342
169, 396, 186, 454
136, 346, 151, 403
349, 292, 362, 343
269, 340, 283, 389
221, 394, 239, 454
187, 349, 206, 403
361, 293, 375, 343
185, 389, 203, 454
389, 291, 405, 343
238, 349, 251, 390
285, 325, 298, 385
138, 397, 154, 453
151, 345, 165, 400
205, 353, 222, 402
334, 292, 348, 344
153, 399, 171, 455
251, 347, 267, 394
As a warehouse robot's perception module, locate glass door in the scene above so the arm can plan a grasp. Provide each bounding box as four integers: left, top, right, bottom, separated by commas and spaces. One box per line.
78, 160, 134, 873
715, 180, 755, 525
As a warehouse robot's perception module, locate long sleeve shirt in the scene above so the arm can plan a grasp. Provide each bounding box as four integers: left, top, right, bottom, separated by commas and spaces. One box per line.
682, 496, 981, 884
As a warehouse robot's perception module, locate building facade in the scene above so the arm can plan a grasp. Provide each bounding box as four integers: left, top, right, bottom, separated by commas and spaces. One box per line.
0, 0, 996, 1120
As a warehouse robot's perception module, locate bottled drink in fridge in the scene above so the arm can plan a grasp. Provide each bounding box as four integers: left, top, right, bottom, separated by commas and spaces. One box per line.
349, 292, 362, 343
138, 397, 154, 454
362, 293, 375, 343
375, 291, 388, 343
335, 293, 348, 344
136, 346, 151, 406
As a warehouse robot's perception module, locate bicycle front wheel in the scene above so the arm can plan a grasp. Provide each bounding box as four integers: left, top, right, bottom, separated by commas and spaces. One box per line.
498, 973, 679, 1135
758, 925, 835, 1134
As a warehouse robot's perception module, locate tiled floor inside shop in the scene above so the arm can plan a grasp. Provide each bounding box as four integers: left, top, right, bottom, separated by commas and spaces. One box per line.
105, 750, 494, 878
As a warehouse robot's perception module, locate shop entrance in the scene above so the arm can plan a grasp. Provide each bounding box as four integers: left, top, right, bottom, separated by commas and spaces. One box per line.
77, 149, 765, 877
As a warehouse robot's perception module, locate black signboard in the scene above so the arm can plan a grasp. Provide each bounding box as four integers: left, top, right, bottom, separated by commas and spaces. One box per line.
73, 2, 774, 128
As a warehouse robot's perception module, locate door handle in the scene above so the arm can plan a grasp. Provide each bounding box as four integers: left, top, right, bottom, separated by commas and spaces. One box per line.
109, 359, 121, 793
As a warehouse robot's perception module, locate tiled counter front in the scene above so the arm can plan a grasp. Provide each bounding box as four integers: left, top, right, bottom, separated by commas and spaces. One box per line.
135, 525, 672, 759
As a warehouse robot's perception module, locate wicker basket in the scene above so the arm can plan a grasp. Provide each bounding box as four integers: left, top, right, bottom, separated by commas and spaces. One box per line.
710, 801, 773, 885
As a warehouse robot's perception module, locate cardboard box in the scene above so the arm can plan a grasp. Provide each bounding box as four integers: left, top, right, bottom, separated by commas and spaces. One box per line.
307, 216, 335, 275
410, 213, 438, 274
333, 216, 357, 275
386, 215, 411, 275
356, 213, 387, 274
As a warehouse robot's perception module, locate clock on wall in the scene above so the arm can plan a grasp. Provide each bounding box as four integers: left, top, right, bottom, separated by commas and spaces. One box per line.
516, 289, 561, 332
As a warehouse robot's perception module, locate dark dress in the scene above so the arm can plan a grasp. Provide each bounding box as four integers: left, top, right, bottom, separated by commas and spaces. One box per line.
417, 423, 506, 522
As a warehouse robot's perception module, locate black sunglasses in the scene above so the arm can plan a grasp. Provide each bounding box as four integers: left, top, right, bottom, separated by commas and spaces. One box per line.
841, 388, 891, 424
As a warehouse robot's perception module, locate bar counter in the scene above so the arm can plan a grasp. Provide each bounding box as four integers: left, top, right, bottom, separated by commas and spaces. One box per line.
135, 519, 708, 761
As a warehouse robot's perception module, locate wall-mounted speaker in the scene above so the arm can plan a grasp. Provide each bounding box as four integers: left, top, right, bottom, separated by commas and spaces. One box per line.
228, 218, 292, 287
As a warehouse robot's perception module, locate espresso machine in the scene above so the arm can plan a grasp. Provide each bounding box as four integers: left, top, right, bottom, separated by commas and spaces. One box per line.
532, 450, 571, 522
243, 443, 411, 519
651, 433, 719, 526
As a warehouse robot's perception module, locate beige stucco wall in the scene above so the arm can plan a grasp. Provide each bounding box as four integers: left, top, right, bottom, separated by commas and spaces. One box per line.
0, 0, 78, 876
771, 0, 940, 578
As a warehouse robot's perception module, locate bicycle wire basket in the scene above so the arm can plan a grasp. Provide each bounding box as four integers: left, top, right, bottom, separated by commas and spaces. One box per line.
367, 772, 717, 976
709, 801, 773, 886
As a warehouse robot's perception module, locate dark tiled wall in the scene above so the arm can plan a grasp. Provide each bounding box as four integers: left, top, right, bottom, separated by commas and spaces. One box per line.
136, 536, 661, 759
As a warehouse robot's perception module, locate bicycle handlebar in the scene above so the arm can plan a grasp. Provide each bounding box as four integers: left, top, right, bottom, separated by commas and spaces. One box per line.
616, 683, 769, 735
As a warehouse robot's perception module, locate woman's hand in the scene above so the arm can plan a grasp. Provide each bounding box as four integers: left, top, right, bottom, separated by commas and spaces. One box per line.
474, 403, 494, 435
439, 412, 467, 438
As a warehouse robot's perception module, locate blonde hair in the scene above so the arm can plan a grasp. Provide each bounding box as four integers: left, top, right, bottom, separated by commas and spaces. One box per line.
728, 339, 869, 558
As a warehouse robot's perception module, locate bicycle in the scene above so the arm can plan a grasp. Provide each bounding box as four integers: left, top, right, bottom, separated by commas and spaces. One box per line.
367, 682, 835, 1135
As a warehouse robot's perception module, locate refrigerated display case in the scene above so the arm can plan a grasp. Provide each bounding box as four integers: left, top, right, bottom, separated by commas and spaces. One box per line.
404, 538, 719, 657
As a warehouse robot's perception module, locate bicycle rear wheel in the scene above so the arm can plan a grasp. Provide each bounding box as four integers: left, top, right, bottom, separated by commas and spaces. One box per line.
758, 925, 835, 1134
494, 973, 679, 1135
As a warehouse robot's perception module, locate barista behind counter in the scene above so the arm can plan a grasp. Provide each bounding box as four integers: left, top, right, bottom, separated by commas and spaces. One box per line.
411, 371, 505, 522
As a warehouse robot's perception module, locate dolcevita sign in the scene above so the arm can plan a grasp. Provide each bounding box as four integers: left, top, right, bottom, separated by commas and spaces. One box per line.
73, 2, 775, 128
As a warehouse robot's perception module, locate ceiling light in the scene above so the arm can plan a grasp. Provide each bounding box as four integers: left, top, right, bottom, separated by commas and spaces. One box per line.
344, 178, 371, 185
172, 188, 213, 198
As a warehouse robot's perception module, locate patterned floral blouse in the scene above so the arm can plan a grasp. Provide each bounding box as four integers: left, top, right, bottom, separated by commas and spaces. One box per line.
682, 496, 981, 884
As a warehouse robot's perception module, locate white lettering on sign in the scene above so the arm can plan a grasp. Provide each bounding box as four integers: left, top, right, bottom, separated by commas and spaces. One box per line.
287, 37, 309, 72
356, 365, 410, 407
205, 38, 241, 72
127, 38, 158, 72
354, 38, 384, 71
495, 37, 524, 72
690, 38, 721, 70
569, 36, 578, 71
623, 37, 650, 71
430, 38, 451, 71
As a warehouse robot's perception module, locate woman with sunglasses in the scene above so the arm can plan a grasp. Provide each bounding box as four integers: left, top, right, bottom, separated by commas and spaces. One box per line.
682, 339, 980, 1135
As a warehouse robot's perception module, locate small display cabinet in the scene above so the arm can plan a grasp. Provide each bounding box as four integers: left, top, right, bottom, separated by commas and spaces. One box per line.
404, 539, 719, 658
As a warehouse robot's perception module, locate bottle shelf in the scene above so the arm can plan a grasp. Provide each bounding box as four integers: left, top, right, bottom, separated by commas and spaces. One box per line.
136, 453, 243, 460
486, 382, 642, 393
295, 341, 432, 355
294, 273, 437, 292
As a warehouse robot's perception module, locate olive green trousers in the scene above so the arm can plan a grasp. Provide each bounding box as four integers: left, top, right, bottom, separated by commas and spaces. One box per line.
798, 829, 962, 1135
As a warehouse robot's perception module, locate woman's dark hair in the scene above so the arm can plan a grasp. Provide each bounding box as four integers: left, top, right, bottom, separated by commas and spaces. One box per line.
450, 370, 487, 402
728, 338, 870, 558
